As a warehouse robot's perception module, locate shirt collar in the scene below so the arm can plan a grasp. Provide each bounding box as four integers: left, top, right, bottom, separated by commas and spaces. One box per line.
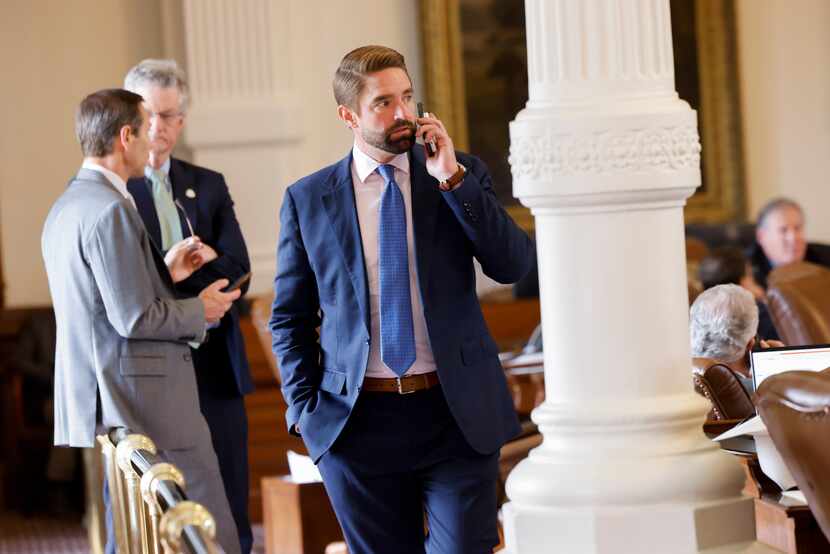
81, 161, 133, 204
144, 157, 171, 180
352, 143, 409, 184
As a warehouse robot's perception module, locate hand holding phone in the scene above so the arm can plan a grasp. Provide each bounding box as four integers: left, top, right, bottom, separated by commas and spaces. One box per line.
223, 271, 251, 293
417, 102, 437, 157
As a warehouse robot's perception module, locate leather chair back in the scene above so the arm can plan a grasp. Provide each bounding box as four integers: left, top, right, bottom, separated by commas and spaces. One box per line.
692, 357, 754, 421
756, 368, 830, 542
767, 262, 830, 345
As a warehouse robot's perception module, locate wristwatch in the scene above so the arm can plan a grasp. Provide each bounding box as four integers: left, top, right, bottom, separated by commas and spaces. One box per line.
439, 164, 466, 190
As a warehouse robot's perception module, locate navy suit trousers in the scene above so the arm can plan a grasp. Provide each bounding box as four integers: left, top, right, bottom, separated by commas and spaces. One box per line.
316, 385, 500, 554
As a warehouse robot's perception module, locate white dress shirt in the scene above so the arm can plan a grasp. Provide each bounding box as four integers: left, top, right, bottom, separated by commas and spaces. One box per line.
351, 144, 437, 378
81, 161, 136, 209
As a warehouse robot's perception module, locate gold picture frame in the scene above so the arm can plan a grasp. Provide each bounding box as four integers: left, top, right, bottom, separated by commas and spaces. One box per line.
418, 0, 745, 229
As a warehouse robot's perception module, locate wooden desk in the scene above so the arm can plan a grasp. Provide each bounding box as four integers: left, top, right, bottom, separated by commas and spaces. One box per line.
755, 493, 830, 554
261, 477, 342, 554
732, 455, 830, 553
479, 290, 540, 351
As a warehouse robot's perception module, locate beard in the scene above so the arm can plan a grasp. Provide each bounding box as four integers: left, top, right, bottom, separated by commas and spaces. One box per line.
361, 119, 416, 154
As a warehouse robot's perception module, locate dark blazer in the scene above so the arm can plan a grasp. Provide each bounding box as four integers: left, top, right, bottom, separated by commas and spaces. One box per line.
748, 241, 830, 290
270, 148, 532, 461
128, 158, 253, 396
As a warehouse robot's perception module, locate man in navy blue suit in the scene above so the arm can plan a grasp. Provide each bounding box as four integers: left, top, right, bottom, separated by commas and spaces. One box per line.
124, 59, 254, 554
270, 45, 532, 554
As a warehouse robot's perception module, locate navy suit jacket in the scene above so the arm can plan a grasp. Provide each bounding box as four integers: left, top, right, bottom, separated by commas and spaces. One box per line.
270, 148, 532, 461
128, 158, 253, 396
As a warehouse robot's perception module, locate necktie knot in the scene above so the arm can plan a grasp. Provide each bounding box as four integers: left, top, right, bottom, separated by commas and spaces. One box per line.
377, 164, 396, 185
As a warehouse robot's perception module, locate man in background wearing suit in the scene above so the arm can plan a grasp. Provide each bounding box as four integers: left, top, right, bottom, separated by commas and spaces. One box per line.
748, 197, 830, 289
124, 59, 254, 554
42, 88, 242, 554
270, 45, 532, 554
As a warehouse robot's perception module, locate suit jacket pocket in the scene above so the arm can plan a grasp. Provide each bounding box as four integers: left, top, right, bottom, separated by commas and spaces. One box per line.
319, 369, 347, 395
120, 355, 167, 377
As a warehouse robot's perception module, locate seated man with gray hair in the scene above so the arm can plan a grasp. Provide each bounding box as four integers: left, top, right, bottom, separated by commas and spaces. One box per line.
690, 284, 763, 394
748, 197, 830, 289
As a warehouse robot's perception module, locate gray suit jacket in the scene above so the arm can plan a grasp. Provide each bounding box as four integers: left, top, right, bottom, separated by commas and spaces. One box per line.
42, 168, 206, 449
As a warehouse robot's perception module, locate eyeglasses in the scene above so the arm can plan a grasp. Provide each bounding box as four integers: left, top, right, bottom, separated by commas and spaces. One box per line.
148, 111, 183, 124
174, 199, 195, 237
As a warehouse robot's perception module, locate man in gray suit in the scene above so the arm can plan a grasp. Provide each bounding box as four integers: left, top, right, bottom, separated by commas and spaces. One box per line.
42, 88, 242, 554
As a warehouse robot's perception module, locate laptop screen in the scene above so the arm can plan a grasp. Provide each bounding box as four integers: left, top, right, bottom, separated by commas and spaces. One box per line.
750, 344, 830, 391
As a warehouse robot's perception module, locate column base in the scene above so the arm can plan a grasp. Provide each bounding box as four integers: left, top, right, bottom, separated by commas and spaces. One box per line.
501, 496, 756, 553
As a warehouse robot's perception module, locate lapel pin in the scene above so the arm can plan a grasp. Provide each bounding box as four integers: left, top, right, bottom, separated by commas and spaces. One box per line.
185, 188, 196, 199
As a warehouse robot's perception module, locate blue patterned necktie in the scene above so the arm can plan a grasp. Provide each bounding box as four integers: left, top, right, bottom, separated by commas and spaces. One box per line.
377, 164, 416, 376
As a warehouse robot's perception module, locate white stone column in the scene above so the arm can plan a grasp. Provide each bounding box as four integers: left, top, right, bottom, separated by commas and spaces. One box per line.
181, 0, 302, 293
504, 1, 754, 552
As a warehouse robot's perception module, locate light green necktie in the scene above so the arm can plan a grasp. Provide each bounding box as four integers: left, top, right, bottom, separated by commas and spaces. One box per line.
150, 169, 183, 251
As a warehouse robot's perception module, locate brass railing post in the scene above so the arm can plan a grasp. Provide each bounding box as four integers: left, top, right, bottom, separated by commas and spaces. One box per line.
141, 463, 185, 554
98, 434, 130, 554
159, 501, 217, 554
115, 434, 157, 554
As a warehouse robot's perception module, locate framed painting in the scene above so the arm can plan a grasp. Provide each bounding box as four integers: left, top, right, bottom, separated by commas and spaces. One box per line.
419, 0, 745, 229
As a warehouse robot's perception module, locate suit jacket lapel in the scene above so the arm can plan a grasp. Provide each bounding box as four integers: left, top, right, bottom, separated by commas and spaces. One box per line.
322, 154, 371, 335
78, 169, 176, 290
409, 149, 441, 299
169, 159, 199, 238
127, 177, 163, 248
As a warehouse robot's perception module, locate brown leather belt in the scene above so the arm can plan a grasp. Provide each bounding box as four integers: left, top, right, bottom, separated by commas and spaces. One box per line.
362, 372, 440, 394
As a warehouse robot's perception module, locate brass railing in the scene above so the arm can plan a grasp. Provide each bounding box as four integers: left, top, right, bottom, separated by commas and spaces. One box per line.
98, 429, 218, 554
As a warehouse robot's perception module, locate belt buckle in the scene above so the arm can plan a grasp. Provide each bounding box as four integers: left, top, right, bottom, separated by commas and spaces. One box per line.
396, 377, 415, 395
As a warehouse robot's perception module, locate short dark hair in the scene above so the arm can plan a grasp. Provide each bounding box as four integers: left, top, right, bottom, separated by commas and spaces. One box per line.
698, 246, 747, 290
75, 89, 144, 157
333, 45, 410, 111
756, 197, 803, 229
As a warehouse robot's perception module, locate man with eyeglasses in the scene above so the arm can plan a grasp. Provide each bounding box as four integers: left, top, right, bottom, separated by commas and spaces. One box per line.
124, 59, 254, 554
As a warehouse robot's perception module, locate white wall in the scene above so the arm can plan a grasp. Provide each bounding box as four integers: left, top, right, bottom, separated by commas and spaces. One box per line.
0, 0, 422, 307
0, 0, 165, 307
736, 0, 830, 241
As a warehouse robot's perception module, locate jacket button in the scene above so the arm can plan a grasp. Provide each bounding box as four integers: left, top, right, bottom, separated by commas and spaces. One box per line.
365, 338, 371, 345
183, 354, 192, 362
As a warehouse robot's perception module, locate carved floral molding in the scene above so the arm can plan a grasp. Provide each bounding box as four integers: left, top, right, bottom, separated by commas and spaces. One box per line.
509, 125, 700, 180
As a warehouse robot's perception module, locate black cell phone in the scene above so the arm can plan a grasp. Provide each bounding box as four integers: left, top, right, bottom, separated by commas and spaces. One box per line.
416, 102, 437, 157
223, 271, 251, 293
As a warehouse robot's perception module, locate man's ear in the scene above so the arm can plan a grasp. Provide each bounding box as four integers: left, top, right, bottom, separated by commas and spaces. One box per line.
117, 125, 132, 152
337, 105, 358, 129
